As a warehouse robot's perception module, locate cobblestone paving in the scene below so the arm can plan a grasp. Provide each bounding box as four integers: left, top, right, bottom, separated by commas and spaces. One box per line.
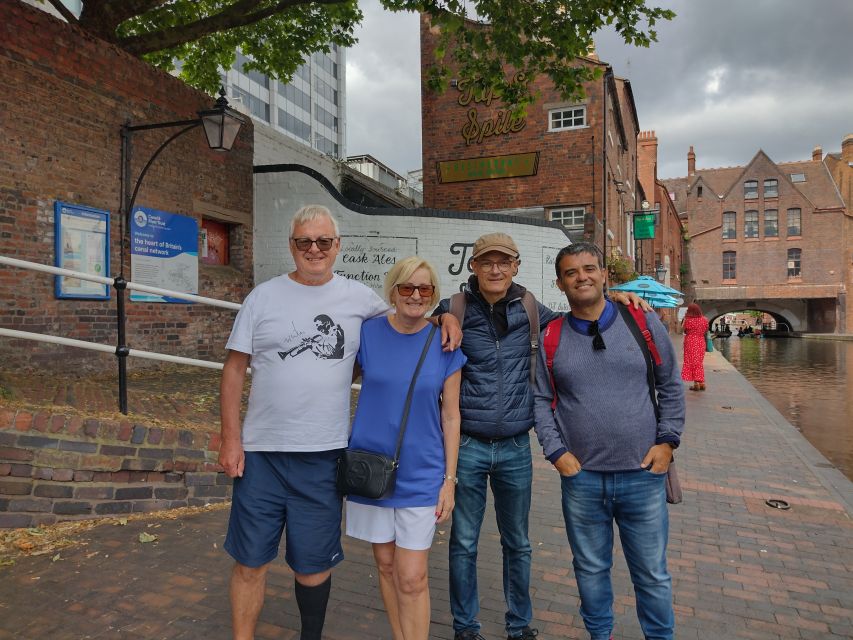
1, 342, 851, 639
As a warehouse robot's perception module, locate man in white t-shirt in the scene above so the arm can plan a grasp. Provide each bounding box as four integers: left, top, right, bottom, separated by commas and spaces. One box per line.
219, 205, 459, 640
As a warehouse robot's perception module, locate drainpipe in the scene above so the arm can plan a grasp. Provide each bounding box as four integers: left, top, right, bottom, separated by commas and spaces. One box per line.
602, 66, 613, 259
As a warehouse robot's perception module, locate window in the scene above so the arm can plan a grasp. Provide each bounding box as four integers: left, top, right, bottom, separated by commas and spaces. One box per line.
314, 132, 339, 157
787, 248, 801, 278
278, 109, 311, 141
764, 209, 778, 237
278, 82, 311, 112
764, 179, 778, 197
697, 185, 703, 198
744, 180, 758, 199
231, 86, 269, 122
295, 63, 311, 82
235, 52, 269, 88
744, 210, 759, 238
551, 207, 585, 229
549, 106, 587, 131
315, 75, 339, 105
722, 211, 736, 239
790, 173, 806, 183
315, 103, 338, 132
723, 251, 736, 280
787, 208, 801, 236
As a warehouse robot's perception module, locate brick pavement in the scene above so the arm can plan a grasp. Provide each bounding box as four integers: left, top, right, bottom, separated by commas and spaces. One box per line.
1, 341, 852, 639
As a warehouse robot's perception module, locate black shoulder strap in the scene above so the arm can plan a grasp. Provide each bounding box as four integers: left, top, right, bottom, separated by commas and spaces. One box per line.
520, 291, 540, 384
617, 304, 660, 420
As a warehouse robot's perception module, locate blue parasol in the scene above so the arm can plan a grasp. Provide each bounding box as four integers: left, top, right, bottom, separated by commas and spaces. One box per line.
609, 275, 684, 297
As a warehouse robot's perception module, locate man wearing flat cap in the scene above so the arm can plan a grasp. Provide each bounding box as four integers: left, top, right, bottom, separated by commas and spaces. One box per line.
435, 232, 644, 640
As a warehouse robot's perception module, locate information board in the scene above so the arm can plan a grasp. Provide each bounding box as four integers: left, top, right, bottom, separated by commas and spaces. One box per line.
130, 206, 198, 303
54, 201, 110, 300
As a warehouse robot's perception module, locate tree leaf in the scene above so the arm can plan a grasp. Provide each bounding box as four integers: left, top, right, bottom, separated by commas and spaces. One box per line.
138, 532, 158, 544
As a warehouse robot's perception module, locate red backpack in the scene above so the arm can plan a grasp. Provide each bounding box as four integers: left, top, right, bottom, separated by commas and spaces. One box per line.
542, 305, 662, 412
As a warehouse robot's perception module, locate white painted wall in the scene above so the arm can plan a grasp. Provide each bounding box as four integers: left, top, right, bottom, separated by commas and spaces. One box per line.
254, 170, 573, 311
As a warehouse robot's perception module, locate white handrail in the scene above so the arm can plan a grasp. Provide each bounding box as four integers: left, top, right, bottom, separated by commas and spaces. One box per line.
0, 328, 227, 370
0, 255, 364, 389
0, 255, 242, 310
0, 255, 114, 285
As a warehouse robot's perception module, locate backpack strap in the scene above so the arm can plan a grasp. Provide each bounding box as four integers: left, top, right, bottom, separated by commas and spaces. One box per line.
448, 292, 466, 327
618, 305, 661, 420
542, 317, 564, 410
520, 291, 540, 385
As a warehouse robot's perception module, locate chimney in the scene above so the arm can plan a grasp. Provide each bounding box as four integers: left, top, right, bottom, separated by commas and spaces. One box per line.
687, 146, 696, 176
812, 145, 822, 162
843, 134, 853, 162
637, 131, 658, 201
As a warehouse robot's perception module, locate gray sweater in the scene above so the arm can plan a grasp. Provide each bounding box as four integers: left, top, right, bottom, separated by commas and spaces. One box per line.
533, 310, 685, 472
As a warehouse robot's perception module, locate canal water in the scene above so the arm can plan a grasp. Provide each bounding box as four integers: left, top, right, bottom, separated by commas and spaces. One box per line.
714, 336, 853, 481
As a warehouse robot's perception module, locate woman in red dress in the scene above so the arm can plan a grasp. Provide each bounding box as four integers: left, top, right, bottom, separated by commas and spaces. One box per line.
681, 303, 709, 390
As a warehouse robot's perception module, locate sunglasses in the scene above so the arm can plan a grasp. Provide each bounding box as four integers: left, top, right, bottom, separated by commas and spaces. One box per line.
291, 237, 337, 251
395, 284, 435, 297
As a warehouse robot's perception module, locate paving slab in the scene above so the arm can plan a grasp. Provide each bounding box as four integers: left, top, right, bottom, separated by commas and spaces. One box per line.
1, 339, 851, 639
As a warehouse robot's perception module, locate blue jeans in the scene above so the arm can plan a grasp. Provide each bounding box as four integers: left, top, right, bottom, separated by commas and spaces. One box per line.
561, 469, 674, 640
449, 433, 533, 636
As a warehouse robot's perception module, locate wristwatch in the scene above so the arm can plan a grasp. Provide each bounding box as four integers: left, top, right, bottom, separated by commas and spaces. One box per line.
443, 474, 458, 485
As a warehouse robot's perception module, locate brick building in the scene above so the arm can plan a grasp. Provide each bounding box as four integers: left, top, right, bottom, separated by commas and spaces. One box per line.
420, 15, 642, 268
0, 1, 254, 371
663, 139, 850, 333
637, 131, 685, 291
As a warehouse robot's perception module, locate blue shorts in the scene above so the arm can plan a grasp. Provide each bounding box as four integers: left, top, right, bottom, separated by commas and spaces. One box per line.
224, 450, 344, 573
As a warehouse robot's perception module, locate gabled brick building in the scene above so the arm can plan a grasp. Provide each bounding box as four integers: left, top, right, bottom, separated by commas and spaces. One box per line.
663, 139, 850, 333
420, 16, 642, 266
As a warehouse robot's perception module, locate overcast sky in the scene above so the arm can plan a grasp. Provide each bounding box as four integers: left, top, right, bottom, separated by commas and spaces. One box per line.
346, 0, 853, 180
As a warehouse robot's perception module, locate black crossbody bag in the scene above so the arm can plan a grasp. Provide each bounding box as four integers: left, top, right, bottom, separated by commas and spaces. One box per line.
336, 324, 437, 500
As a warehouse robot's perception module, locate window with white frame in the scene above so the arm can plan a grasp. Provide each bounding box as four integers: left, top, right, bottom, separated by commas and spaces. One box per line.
744, 180, 758, 199
764, 209, 778, 237
549, 106, 586, 131
744, 210, 759, 238
722, 211, 736, 239
722, 251, 736, 280
787, 248, 801, 278
551, 207, 585, 229
764, 179, 778, 198
787, 208, 801, 236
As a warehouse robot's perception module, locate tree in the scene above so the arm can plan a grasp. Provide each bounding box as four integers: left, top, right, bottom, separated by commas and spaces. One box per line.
43, 0, 674, 107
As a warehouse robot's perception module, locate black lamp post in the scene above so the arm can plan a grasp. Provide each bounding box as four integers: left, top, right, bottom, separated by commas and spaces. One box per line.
114, 88, 245, 414
655, 264, 668, 283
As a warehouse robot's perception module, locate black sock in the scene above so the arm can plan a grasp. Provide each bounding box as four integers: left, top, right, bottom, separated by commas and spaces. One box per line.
294, 576, 331, 640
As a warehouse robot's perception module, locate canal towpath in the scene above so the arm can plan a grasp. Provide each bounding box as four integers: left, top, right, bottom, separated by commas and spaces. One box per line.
0, 338, 852, 639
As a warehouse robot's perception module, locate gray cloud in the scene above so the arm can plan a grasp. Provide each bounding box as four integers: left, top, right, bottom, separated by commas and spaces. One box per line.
346, 0, 853, 180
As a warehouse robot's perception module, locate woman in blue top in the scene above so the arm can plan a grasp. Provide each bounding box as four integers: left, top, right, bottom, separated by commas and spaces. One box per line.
346, 256, 465, 640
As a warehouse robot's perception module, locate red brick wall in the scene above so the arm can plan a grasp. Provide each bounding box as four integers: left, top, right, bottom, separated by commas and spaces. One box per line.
420, 15, 638, 258
0, 2, 254, 371
0, 406, 229, 527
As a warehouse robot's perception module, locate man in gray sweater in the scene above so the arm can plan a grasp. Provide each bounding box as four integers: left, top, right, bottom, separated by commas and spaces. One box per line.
533, 242, 684, 640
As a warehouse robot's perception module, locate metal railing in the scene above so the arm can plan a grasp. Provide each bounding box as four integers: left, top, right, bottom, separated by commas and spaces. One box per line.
0, 255, 242, 413
0, 255, 363, 413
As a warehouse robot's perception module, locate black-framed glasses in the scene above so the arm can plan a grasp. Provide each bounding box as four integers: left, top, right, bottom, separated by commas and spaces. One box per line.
474, 259, 515, 273
291, 237, 337, 251
395, 284, 435, 297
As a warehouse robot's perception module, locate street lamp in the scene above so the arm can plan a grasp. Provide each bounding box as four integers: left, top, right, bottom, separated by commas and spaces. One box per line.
655, 264, 668, 283
114, 87, 246, 414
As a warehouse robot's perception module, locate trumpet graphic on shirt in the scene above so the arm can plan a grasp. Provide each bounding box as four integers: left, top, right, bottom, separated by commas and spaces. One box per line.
278, 314, 345, 361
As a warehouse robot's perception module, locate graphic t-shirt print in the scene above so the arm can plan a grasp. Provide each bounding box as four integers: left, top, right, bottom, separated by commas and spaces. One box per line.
278, 314, 345, 361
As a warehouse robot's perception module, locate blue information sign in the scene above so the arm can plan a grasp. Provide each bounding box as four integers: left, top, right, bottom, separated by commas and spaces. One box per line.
129, 206, 198, 303
54, 201, 110, 300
